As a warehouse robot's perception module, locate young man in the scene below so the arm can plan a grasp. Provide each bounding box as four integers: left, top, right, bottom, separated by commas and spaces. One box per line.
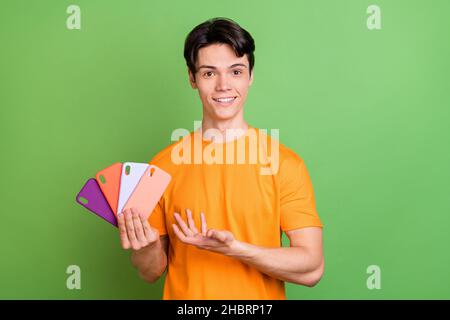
118, 17, 324, 299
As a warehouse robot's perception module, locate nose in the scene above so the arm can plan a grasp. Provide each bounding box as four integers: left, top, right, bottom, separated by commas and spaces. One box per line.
215, 74, 232, 92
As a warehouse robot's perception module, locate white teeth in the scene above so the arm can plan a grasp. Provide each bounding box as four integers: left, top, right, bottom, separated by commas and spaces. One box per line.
215, 97, 236, 103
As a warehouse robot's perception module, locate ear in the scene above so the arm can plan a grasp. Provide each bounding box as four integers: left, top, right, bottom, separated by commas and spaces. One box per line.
249, 69, 254, 86
188, 68, 198, 89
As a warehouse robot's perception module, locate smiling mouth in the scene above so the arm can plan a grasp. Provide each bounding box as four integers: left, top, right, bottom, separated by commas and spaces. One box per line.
212, 96, 237, 103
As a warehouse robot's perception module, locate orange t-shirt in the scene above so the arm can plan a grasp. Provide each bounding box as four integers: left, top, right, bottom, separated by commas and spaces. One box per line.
148, 126, 323, 300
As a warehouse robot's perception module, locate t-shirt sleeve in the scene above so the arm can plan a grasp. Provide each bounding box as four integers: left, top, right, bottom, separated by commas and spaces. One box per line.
280, 156, 323, 231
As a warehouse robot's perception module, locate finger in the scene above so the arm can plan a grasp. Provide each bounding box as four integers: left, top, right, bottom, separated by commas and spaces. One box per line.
201, 212, 207, 236
210, 230, 227, 242
206, 229, 214, 238
131, 208, 146, 243
138, 211, 156, 241
172, 224, 188, 243
186, 209, 199, 235
174, 212, 194, 237
121, 208, 131, 216
125, 211, 140, 249
118, 212, 130, 249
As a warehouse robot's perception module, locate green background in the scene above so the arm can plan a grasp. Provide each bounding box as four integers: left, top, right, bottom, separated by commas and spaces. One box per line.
1, 0, 449, 299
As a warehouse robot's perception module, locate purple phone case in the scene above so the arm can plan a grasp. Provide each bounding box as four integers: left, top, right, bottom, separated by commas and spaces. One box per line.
76, 178, 118, 227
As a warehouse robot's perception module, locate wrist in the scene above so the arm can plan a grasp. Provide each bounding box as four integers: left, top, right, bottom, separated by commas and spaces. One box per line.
140, 237, 161, 253
131, 238, 164, 270
132, 238, 161, 262
227, 239, 259, 261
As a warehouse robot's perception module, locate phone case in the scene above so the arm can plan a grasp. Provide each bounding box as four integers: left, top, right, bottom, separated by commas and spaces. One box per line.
123, 165, 171, 219
75, 178, 118, 227
117, 162, 149, 215
95, 162, 122, 215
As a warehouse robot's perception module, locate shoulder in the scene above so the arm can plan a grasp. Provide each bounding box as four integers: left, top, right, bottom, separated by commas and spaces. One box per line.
278, 143, 307, 183
262, 129, 307, 179
254, 127, 303, 159
148, 132, 194, 172
279, 142, 304, 164
250, 127, 306, 178
257, 128, 305, 169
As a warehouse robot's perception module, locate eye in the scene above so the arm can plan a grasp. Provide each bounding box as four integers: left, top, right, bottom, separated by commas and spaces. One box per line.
233, 70, 242, 75
204, 71, 214, 78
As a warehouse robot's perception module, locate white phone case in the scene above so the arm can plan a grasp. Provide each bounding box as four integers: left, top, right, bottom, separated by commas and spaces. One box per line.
117, 162, 149, 214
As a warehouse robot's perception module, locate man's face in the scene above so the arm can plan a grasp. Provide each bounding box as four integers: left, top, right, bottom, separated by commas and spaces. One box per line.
188, 43, 253, 121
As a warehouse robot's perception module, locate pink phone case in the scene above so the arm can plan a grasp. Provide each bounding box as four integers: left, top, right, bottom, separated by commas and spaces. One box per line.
123, 165, 171, 219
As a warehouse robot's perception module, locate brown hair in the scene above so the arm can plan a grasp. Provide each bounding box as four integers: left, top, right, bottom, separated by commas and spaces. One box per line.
183, 17, 255, 78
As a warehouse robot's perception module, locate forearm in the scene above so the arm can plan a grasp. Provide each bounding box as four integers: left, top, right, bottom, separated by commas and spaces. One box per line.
226, 240, 323, 286
131, 239, 167, 283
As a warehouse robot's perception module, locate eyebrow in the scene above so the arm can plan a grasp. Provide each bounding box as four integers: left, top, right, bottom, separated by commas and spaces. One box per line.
197, 63, 248, 70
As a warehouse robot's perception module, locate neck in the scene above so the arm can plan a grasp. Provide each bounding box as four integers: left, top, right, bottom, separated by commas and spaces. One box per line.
200, 112, 249, 142
202, 113, 248, 132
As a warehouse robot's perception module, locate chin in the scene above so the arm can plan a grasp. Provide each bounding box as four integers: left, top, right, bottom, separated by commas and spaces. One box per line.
207, 103, 242, 120
212, 109, 241, 121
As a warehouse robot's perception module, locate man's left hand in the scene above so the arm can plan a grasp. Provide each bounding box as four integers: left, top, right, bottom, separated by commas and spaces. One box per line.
172, 209, 236, 255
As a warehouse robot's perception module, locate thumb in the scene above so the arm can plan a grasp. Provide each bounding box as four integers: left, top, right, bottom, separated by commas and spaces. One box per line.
209, 230, 227, 243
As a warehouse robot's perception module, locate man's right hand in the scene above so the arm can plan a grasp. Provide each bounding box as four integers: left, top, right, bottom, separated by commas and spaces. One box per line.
118, 208, 160, 251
